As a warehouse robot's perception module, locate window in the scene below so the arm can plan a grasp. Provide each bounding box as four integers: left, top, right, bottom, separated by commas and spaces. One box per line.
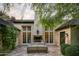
27, 32, 31, 43
45, 27, 49, 31
44, 32, 53, 43
22, 26, 26, 31
23, 32, 26, 43
50, 32, 53, 43
27, 26, 31, 31
45, 32, 49, 43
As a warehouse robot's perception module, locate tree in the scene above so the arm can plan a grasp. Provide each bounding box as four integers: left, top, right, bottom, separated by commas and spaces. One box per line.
32, 3, 79, 29
0, 3, 13, 13
55, 3, 79, 19
32, 3, 63, 29
0, 3, 13, 20
0, 11, 10, 19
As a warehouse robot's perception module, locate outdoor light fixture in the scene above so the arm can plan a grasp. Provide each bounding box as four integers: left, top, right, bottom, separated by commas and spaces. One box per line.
37, 29, 39, 35
65, 33, 68, 37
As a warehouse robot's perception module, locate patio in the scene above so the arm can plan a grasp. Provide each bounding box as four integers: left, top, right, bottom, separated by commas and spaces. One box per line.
7, 45, 62, 56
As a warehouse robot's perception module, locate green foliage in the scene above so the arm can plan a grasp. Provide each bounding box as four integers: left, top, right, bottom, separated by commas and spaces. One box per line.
0, 3, 14, 20
65, 45, 79, 56
61, 44, 70, 55
32, 3, 64, 29
64, 26, 79, 56
0, 11, 10, 20
55, 3, 79, 19
1, 25, 19, 50
32, 3, 79, 29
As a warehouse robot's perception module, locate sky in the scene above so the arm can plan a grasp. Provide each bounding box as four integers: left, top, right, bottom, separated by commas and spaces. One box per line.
0, 3, 35, 20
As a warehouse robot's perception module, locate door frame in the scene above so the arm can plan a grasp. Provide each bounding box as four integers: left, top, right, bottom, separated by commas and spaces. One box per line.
60, 31, 65, 45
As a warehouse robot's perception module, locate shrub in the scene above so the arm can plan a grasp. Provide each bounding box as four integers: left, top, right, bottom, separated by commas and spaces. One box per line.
65, 45, 79, 56
61, 44, 70, 55
1, 24, 20, 50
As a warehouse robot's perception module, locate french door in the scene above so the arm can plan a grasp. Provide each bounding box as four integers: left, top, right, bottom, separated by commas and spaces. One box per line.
23, 32, 31, 44
22, 25, 31, 44
44, 31, 53, 44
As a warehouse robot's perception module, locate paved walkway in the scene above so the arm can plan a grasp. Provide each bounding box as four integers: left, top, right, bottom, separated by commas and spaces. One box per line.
7, 45, 62, 56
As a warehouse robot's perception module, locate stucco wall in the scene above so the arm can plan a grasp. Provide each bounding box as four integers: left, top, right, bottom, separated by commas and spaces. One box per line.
71, 26, 79, 45
54, 28, 71, 46
13, 22, 54, 46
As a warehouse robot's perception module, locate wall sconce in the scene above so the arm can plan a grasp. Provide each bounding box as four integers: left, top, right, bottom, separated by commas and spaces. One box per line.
37, 29, 39, 35
65, 33, 68, 37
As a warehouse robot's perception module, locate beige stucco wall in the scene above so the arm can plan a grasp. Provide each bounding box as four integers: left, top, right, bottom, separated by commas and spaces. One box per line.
15, 32, 23, 46
54, 28, 71, 46
14, 22, 71, 46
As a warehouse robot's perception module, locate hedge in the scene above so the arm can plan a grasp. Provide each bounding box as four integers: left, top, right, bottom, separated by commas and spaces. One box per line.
60, 43, 70, 55
0, 24, 20, 51
65, 45, 79, 56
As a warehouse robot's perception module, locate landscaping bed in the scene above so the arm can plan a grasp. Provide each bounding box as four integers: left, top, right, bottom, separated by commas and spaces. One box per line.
0, 48, 11, 56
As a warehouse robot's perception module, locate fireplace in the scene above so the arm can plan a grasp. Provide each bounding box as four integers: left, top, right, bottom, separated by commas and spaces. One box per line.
34, 35, 42, 42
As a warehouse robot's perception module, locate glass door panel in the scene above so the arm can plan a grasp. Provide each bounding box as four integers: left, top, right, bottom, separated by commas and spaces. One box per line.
50, 32, 53, 43
27, 32, 31, 43
23, 32, 26, 43
45, 32, 49, 43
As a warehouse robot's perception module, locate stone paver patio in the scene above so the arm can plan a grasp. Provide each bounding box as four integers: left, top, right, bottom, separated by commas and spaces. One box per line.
7, 45, 62, 56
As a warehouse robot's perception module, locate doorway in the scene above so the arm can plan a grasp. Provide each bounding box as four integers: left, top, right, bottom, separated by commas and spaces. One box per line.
22, 25, 31, 44
60, 31, 65, 45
